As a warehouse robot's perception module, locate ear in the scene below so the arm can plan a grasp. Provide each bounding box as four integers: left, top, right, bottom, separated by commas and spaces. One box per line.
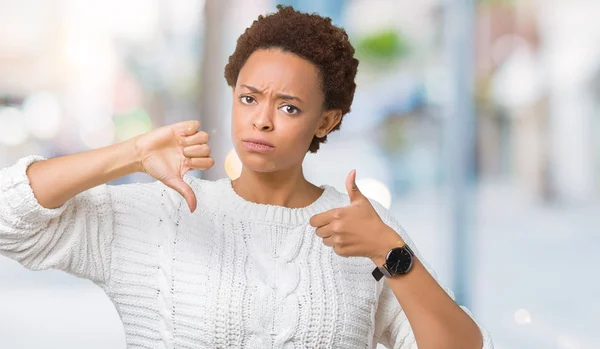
315, 109, 342, 138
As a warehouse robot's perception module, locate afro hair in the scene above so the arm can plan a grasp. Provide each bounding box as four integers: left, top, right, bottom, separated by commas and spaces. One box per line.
224, 5, 359, 153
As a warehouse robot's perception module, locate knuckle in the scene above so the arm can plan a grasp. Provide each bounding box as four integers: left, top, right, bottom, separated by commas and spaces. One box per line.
334, 235, 344, 246
316, 226, 324, 235
199, 131, 210, 142
180, 136, 190, 147
333, 245, 346, 256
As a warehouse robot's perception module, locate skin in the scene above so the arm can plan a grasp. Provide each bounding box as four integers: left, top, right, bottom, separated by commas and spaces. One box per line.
23, 47, 483, 349
230, 48, 483, 349
26, 121, 213, 212
310, 171, 484, 349
229, 48, 341, 208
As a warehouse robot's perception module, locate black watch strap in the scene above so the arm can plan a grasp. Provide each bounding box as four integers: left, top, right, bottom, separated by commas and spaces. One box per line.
371, 267, 385, 281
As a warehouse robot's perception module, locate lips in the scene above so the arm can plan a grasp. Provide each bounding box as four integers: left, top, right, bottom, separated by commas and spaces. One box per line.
242, 138, 275, 153
242, 138, 275, 148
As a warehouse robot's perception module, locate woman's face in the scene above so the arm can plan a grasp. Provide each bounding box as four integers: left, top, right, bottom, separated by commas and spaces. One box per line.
231, 48, 339, 174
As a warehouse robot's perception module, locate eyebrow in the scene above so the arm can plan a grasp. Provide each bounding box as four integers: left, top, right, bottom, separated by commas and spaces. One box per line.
240, 84, 303, 103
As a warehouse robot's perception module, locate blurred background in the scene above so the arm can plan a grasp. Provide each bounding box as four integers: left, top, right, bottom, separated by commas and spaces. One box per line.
0, 0, 598, 348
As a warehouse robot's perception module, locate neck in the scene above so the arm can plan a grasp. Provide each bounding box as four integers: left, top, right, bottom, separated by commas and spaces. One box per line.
231, 166, 323, 208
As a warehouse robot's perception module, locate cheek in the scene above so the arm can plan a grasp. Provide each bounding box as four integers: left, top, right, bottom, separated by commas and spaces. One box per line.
230, 105, 244, 134
280, 121, 317, 150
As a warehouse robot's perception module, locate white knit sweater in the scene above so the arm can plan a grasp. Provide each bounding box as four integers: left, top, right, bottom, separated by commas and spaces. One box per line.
0, 155, 493, 349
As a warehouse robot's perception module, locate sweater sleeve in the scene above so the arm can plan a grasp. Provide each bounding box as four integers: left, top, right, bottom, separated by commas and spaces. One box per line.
0, 155, 115, 284
369, 201, 494, 349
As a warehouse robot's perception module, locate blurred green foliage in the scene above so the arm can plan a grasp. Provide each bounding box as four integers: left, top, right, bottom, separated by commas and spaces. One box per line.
354, 29, 409, 66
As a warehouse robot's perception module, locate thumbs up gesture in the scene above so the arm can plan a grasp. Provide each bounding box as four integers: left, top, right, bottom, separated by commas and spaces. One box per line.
134, 120, 215, 213
309, 170, 404, 264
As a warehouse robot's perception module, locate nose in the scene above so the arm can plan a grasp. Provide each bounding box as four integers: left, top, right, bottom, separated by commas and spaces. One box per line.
252, 106, 274, 132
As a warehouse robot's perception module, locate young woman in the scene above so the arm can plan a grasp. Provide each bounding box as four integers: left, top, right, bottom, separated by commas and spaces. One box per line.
0, 5, 492, 349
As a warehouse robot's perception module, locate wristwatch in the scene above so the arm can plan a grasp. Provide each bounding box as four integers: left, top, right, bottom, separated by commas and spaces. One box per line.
371, 244, 415, 281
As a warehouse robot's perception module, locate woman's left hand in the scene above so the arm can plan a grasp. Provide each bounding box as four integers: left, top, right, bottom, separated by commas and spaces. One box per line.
309, 170, 405, 265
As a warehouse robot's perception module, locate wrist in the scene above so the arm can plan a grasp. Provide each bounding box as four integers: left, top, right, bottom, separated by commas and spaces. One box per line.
370, 226, 406, 267
129, 136, 146, 173
112, 138, 144, 175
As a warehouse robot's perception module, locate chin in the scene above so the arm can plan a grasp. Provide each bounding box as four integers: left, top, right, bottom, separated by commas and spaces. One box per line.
237, 153, 278, 173
242, 163, 279, 173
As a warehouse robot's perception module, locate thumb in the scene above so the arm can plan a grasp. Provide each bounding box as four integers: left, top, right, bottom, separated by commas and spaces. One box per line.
345, 169, 364, 203
165, 177, 197, 213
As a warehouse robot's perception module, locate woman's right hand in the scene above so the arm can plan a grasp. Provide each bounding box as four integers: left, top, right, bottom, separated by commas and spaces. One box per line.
134, 120, 214, 212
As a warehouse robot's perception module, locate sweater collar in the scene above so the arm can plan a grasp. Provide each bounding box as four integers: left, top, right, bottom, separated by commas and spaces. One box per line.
216, 177, 340, 225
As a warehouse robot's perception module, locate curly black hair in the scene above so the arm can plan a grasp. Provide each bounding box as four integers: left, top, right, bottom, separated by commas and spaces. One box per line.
224, 5, 359, 153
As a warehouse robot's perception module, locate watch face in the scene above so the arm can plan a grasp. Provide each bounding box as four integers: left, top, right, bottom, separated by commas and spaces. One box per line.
387, 247, 413, 274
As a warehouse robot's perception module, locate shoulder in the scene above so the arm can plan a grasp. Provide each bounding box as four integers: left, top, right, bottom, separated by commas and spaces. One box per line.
107, 180, 166, 215
185, 175, 231, 211
326, 183, 406, 237
108, 175, 223, 203
324, 184, 393, 217
106, 176, 223, 224
108, 179, 163, 198
320, 184, 350, 207
186, 175, 223, 195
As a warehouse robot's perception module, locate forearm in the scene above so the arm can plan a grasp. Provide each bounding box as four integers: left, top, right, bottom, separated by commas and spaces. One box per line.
372, 229, 483, 349
386, 258, 482, 348
26, 138, 141, 209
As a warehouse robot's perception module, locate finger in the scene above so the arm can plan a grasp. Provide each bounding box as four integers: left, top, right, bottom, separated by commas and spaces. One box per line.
174, 120, 201, 137
183, 144, 211, 158
182, 131, 209, 146
165, 177, 197, 213
309, 209, 336, 228
188, 157, 215, 170
315, 225, 334, 239
345, 169, 364, 203
322, 235, 336, 247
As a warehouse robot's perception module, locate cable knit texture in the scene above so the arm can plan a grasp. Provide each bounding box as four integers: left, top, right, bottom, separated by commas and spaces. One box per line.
0, 156, 493, 349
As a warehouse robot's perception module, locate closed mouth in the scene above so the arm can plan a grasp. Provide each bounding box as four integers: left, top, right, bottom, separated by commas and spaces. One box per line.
242, 139, 275, 148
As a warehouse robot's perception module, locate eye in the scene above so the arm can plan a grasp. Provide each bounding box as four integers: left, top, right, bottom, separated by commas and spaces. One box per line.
239, 95, 256, 105
280, 105, 301, 115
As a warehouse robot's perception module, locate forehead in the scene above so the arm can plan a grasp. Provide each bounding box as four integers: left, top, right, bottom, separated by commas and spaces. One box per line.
237, 49, 322, 97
